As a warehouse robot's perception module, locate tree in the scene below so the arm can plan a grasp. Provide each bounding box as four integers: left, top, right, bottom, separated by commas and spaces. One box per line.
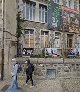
16, 11, 24, 57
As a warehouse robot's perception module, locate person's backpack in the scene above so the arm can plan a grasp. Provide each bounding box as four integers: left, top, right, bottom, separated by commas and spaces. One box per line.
17, 64, 22, 73
31, 64, 34, 72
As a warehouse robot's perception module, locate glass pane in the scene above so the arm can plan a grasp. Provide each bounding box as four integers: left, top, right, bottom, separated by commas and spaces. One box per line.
30, 7, 32, 20
42, 9, 44, 22
25, 31, 29, 34
30, 44, 34, 48
26, 4, 29, 20
23, 5, 25, 18
26, 44, 29, 48
30, 39, 34, 43
39, 9, 41, 21
30, 36, 34, 40
45, 31, 48, 35
57, 0, 59, 3
45, 11, 47, 23
41, 31, 44, 35
69, 39, 72, 48
26, 35, 29, 39
33, 8, 35, 21
30, 30, 34, 34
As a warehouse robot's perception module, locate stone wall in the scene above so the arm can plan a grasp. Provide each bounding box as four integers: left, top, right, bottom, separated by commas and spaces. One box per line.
16, 58, 80, 79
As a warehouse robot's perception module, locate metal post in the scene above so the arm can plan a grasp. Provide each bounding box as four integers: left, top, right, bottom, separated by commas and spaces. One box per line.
1, 0, 4, 80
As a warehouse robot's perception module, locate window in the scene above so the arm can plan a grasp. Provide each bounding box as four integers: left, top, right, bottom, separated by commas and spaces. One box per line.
54, 32, 61, 48
68, 0, 74, 9
69, 0, 71, 7
25, 29, 34, 48
57, 0, 59, 3
54, 0, 59, 4
39, 4, 47, 23
69, 39, 72, 48
74, 1, 78, 10
67, 34, 73, 48
23, 2, 36, 21
41, 31, 49, 48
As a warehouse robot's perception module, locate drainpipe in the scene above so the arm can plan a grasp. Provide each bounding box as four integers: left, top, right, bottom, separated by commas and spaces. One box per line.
1, 0, 5, 80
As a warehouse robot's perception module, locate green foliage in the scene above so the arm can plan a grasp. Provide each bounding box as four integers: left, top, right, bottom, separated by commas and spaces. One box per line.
30, 48, 53, 58
16, 11, 23, 39
30, 54, 52, 58
42, 48, 45, 57
16, 11, 24, 56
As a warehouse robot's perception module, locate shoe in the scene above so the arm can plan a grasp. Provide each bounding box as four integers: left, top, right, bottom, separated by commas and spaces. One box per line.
25, 83, 28, 86
16, 87, 21, 90
30, 86, 34, 88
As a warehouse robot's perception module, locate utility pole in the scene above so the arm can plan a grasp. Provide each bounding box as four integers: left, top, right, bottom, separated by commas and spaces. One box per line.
1, 0, 4, 80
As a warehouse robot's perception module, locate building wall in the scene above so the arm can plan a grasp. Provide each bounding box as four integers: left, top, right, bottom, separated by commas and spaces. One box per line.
19, 0, 63, 54
4, 0, 17, 78
0, 0, 17, 78
0, 0, 2, 77
0, 0, 1, 33
18, 0, 79, 56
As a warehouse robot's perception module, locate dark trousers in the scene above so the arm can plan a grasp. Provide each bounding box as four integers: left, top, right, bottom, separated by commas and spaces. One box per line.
26, 74, 33, 86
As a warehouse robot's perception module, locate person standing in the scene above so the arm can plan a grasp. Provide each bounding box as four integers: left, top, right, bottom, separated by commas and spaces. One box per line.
25, 59, 34, 87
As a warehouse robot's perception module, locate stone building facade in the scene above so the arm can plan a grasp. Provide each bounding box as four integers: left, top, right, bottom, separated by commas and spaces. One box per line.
0, 0, 79, 78
0, 0, 17, 78
18, 0, 80, 56
0, 0, 2, 78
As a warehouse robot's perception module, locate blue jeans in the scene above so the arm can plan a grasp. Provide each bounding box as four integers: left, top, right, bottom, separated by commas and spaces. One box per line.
6, 76, 18, 92
11, 75, 18, 89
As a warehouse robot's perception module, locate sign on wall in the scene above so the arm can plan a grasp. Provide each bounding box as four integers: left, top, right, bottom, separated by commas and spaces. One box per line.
45, 48, 58, 55
48, 0, 63, 30
22, 48, 33, 55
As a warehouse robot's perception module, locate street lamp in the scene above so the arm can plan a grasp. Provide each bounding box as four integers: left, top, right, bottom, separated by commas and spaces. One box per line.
1, 0, 4, 80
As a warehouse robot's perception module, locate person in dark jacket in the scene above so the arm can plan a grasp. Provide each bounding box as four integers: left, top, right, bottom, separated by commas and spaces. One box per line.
25, 59, 34, 87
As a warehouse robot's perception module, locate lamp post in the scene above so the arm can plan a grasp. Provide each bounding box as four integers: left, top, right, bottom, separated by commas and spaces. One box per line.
1, 0, 4, 80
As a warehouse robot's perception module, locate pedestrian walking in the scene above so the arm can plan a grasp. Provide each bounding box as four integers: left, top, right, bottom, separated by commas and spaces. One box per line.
11, 62, 19, 88
6, 60, 19, 92
25, 59, 34, 87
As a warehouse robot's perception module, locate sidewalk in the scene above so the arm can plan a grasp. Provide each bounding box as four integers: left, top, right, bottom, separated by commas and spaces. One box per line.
22, 79, 62, 92
0, 76, 62, 92
0, 77, 23, 92
0, 77, 11, 92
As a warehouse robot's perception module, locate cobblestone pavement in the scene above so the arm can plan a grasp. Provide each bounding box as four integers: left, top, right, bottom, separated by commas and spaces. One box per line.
1, 77, 80, 92
20, 78, 62, 92
0, 77, 62, 92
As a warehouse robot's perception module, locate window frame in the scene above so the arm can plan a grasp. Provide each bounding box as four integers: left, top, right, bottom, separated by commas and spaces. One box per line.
39, 4, 47, 23
23, 2, 36, 21
40, 29, 50, 48
24, 29, 35, 48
